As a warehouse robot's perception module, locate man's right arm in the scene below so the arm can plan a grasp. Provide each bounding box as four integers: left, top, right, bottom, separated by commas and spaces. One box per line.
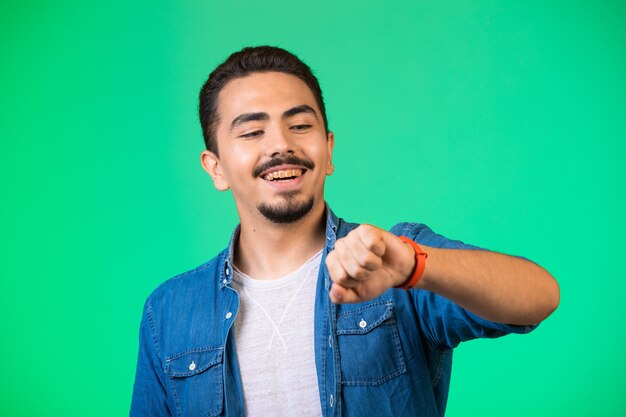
130, 299, 171, 417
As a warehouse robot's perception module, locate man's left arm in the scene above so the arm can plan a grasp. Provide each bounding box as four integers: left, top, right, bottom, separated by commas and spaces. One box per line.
326, 224, 559, 325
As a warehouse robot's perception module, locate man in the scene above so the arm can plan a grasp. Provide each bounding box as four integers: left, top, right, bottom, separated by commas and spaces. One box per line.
131, 46, 559, 417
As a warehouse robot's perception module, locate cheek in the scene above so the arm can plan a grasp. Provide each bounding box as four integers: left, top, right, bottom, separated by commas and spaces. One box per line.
313, 144, 332, 166
222, 145, 258, 179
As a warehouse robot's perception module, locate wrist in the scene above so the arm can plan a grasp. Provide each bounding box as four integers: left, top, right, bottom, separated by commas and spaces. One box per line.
394, 237, 429, 290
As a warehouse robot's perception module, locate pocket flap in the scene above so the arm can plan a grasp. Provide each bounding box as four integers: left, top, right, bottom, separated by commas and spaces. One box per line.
165, 347, 223, 377
336, 301, 394, 335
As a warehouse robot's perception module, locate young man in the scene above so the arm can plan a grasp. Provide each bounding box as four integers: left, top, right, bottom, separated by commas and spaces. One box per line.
130, 46, 559, 417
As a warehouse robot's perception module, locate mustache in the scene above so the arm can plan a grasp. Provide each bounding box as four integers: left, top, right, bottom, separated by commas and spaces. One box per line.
253, 155, 315, 178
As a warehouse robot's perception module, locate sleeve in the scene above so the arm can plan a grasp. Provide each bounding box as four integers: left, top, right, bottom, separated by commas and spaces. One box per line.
130, 297, 172, 417
390, 222, 538, 349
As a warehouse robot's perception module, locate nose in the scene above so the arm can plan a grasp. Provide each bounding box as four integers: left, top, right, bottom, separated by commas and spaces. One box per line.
266, 126, 295, 157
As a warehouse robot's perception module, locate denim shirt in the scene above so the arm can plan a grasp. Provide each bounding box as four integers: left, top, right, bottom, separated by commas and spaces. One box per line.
131, 208, 536, 417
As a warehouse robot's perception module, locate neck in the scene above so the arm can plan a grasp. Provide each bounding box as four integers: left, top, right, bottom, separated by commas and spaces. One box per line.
234, 202, 327, 279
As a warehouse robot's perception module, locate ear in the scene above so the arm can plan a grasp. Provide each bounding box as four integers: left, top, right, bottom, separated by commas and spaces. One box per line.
200, 150, 230, 191
326, 131, 335, 175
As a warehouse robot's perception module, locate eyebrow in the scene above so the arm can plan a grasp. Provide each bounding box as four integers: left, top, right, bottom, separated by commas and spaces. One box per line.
230, 112, 269, 130
229, 105, 319, 131
282, 104, 318, 120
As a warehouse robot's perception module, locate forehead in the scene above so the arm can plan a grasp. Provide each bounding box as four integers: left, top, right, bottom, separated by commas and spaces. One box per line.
216, 72, 319, 125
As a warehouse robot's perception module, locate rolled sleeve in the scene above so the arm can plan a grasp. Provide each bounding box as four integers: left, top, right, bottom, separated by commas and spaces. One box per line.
391, 222, 538, 349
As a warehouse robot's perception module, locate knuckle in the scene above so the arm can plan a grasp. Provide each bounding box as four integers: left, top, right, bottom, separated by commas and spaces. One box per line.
333, 266, 348, 282
359, 224, 376, 237
363, 253, 382, 269
361, 230, 380, 248
351, 266, 367, 279
357, 251, 375, 266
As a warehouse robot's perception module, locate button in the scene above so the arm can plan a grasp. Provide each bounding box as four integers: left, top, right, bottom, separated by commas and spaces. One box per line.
225, 268, 230, 276
359, 319, 367, 328
189, 361, 196, 371
329, 394, 334, 407
225, 312, 233, 319
222, 279, 227, 285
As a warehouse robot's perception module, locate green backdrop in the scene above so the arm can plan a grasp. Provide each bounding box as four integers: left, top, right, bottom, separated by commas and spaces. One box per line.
1, 1, 624, 416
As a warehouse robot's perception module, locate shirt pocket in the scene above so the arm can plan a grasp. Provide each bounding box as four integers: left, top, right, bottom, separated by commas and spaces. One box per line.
164, 346, 224, 417
336, 301, 406, 386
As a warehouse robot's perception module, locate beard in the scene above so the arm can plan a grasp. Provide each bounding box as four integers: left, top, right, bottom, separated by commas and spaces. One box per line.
257, 191, 315, 224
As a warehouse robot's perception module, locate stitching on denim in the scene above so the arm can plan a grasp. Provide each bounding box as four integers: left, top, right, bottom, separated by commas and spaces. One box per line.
145, 298, 162, 358
341, 367, 406, 387
165, 347, 224, 377
211, 365, 224, 417
336, 301, 393, 336
431, 349, 449, 387
336, 311, 393, 335
168, 375, 183, 417
331, 300, 343, 414
336, 299, 392, 318
389, 316, 407, 374
166, 346, 224, 361
336, 316, 393, 337
166, 356, 223, 377
320, 310, 327, 413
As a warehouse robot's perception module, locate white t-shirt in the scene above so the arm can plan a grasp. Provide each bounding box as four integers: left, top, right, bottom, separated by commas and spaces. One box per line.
232, 250, 323, 417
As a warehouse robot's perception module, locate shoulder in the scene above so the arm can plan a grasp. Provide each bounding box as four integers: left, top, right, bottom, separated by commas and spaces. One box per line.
139, 248, 232, 359
146, 248, 228, 307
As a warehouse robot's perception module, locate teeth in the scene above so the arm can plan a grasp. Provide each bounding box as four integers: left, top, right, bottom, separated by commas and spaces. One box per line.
263, 169, 303, 181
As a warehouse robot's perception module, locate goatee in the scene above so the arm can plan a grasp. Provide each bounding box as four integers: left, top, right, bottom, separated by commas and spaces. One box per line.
257, 191, 315, 224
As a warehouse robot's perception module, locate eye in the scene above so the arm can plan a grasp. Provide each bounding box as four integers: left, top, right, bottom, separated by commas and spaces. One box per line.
239, 130, 264, 138
291, 124, 312, 132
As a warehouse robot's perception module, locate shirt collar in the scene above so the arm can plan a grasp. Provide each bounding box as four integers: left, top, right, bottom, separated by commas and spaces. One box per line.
219, 203, 338, 289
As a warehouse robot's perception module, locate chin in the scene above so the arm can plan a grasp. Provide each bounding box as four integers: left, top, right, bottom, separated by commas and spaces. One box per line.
257, 194, 315, 224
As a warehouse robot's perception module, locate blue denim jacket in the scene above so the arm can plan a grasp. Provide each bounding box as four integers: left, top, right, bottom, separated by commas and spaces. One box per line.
131, 208, 535, 417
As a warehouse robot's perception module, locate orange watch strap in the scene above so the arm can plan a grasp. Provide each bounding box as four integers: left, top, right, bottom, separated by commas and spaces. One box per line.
395, 236, 428, 290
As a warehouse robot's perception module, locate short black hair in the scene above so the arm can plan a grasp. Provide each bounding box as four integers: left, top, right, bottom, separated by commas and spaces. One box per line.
198, 46, 328, 156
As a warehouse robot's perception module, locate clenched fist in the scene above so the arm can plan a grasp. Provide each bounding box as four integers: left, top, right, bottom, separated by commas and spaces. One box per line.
325, 224, 417, 304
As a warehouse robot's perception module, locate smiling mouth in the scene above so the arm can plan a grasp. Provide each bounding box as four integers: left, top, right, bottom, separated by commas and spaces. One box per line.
263, 168, 306, 182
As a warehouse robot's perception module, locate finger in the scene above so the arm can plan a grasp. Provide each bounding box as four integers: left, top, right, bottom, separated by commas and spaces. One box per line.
349, 237, 383, 272
333, 239, 372, 283
326, 250, 363, 289
328, 235, 370, 287
336, 232, 381, 271
325, 251, 350, 284
329, 283, 361, 304
357, 224, 386, 257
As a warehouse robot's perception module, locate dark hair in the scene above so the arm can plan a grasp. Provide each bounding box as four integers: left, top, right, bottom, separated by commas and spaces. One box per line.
198, 46, 328, 156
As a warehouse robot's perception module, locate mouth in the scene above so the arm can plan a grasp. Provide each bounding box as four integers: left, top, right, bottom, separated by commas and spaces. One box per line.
262, 167, 307, 182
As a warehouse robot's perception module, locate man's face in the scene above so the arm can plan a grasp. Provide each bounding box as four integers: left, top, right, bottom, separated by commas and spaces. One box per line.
201, 72, 334, 224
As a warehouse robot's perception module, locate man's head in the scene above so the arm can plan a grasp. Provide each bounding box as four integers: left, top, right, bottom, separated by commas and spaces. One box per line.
199, 46, 329, 156
199, 47, 334, 225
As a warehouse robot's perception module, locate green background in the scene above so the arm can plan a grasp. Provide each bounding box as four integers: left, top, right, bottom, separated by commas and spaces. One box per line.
1, 0, 624, 415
